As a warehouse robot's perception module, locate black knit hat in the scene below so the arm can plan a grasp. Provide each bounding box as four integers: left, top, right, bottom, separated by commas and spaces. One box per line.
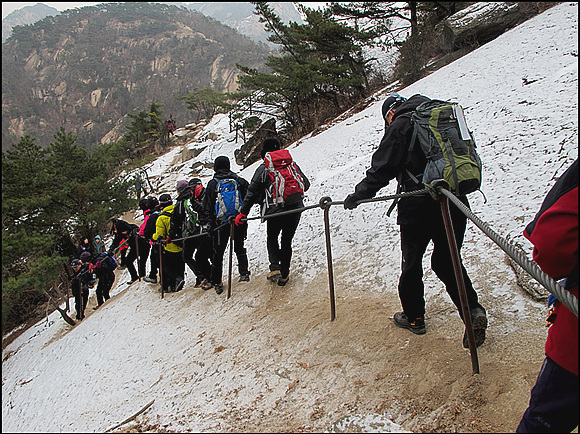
261, 138, 281, 158
381, 93, 407, 121
214, 156, 230, 172
159, 193, 172, 207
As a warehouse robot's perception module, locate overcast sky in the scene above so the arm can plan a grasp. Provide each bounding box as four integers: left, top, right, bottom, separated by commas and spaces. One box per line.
2, 2, 328, 19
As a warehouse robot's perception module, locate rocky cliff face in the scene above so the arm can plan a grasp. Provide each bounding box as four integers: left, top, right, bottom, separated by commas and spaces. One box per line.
2, 3, 271, 150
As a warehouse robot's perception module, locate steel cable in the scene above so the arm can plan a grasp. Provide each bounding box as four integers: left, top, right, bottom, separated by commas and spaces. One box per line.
439, 188, 578, 317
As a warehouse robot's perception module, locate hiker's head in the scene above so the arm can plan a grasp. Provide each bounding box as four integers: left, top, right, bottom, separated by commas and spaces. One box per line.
214, 156, 230, 172
382, 93, 407, 126
80, 251, 92, 263
139, 198, 149, 211
71, 259, 81, 269
188, 178, 203, 198
261, 138, 281, 158
159, 193, 172, 208
176, 180, 188, 194
147, 196, 159, 210
95, 235, 101, 243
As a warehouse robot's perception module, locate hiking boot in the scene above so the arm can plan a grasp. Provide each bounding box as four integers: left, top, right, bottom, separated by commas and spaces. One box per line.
214, 283, 224, 295
200, 280, 213, 291
143, 276, 157, 284
463, 307, 487, 348
175, 278, 185, 292
127, 277, 139, 285
394, 312, 426, 335
277, 275, 289, 286
194, 278, 206, 288
93, 305, 101, 311
267, 270, 281, 281
238, 274, 250, 283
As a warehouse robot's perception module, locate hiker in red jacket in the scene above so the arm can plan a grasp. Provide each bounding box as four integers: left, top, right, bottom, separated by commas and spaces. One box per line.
235, 138, 310, 287
517, 159, 578, 433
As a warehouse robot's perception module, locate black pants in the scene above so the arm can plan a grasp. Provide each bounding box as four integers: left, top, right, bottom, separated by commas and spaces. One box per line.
266, 211, 301, 278
210, 222, 249, 285
148, 242, 159, 279
137, 236, 151, 278
96, 270, 115, 305
517, 356, 579, 433
161, 249, 185, 291
398, 204, 483, 320
73, 285, 89, 320
183, 232, 212, 284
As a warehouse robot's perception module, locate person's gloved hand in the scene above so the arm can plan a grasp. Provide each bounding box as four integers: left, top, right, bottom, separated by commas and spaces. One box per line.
165, 237, 171, 245
344, 193, 360, 210
235, 213, 247, 226
96, 261, 102, 268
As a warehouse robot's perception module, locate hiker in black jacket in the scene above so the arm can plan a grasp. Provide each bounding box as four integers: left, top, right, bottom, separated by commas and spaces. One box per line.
202, 156, 250, 294
169, 179, 213, 288
344, 93, 487, 347
108, 218, 140, 285
70, 258, 91, 320
235, 138, 310, 286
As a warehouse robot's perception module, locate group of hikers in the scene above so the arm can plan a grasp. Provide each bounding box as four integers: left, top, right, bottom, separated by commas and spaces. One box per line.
66, 93, 577, 433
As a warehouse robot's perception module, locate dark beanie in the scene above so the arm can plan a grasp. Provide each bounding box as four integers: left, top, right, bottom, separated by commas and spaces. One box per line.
261, 138, 281, 158
381, 93, 407, 121
214, 156, 230, 172
159, 193, 172, 207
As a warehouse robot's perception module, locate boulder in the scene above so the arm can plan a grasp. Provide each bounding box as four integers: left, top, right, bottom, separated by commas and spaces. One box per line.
437, 2, 539, 52
234, 118, 277, 168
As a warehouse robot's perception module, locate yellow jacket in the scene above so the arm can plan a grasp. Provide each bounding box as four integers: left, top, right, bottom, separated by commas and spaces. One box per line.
153, 205, 183, 253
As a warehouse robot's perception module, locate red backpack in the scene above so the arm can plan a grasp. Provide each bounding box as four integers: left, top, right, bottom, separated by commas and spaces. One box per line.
264, 149, 305, 205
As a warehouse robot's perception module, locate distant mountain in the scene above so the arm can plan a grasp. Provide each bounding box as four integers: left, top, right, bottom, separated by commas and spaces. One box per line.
2, 2, 272, 150
181, 2, 305, 44
2, 3, 58, 43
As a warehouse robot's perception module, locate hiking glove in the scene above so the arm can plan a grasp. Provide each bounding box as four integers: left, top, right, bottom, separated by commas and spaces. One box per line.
235, 214, 247, 226
344, 193, 360, 210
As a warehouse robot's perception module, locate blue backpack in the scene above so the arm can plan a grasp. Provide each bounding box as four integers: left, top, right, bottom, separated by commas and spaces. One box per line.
97, 252, 117, 271
215, 178, 241, 222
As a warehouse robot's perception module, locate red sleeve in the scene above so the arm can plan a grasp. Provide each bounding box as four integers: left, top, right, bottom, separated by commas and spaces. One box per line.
523, 187, 578, 280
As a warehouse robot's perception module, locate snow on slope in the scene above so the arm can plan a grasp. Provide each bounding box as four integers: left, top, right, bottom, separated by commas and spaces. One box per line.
2, 3, 577, 433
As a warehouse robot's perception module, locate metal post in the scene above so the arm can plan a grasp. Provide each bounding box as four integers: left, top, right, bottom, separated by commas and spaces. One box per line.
320, 197, 336, 321
135, 233, 141, 282
159, 242, 164, 299
227, 219, 234, 299
431, 180, 480, 375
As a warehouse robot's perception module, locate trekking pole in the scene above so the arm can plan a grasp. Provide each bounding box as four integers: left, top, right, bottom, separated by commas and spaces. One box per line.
134, 233, 141, 282
430, 180, 480, 375
320, 197, 336, 321
159, 241, 164, 299
227, 217, 234, 299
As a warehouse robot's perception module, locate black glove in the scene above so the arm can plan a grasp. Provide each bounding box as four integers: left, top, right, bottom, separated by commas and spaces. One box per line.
344, 193, 360, 210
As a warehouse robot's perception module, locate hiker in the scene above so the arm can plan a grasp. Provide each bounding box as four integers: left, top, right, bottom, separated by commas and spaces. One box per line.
108, 218, 140, 285
235, 138, 310, 286
93, 252, 117, 309
152, 193, 185, 293
169, 179, 213, 288
143, 196, 161, 284
70, 256, 94, 321
92, 235, 106, 256
202, 156, 250, 294
136, 198, 153, 279
167, 116, 175, 136
516, 159, 578, 433
343, 93, 487, 347
77, 237, 93, 259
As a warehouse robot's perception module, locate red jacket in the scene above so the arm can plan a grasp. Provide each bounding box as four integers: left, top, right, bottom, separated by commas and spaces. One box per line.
524, 159, 578, 375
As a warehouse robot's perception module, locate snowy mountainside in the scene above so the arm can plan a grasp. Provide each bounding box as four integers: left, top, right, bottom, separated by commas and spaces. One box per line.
2, 3, 578, 433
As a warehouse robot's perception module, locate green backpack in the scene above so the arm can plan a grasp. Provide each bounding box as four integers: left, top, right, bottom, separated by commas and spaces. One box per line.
182, 198, 199, 236
408, 100, 482, 195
